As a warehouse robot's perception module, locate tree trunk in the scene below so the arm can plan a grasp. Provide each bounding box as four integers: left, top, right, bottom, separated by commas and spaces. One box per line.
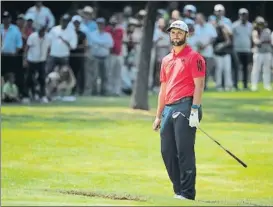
130, 2, 159, 111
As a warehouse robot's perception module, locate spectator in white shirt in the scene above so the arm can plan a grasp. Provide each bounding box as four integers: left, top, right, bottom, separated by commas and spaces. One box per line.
25, 1, 55, 31
195, 13, 218, 89
24, 26, 51, 103
251, 16, 272, 91
46, 14, 78, 74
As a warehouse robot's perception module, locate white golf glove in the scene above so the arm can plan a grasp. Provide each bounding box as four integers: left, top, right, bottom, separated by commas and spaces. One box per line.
189, 110, 200, 128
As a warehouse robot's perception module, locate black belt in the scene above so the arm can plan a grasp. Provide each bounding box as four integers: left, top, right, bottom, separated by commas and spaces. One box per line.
166, 96, 193, 106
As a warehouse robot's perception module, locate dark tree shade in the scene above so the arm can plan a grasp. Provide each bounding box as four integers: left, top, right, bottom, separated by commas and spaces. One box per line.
130, 1, 160, 111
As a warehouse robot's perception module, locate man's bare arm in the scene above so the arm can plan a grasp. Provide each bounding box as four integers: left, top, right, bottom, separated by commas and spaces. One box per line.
156, 82, 167, 118
252, 30, 261, 46
192, 77, 205, 109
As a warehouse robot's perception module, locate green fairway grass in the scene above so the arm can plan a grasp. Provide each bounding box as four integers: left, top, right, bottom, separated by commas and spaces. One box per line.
2, 89, 273, 206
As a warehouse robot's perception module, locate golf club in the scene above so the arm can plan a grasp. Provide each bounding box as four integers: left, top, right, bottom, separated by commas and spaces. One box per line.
172, 112, 248, 168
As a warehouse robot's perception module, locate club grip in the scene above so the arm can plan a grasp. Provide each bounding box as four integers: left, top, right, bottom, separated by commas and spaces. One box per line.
226, 149, 247, 168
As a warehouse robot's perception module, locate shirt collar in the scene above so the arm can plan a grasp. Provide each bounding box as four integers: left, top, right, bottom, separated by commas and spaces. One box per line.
171, 45, 191, 58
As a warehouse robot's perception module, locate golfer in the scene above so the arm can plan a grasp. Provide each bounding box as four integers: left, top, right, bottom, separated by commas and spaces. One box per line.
152, 20, 206, 200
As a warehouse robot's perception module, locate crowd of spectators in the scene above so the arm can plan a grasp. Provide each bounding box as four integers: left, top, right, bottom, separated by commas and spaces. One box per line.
1, 2, 272, 104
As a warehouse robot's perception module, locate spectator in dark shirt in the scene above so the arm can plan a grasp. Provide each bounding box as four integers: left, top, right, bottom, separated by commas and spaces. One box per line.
69, 15, 87, 95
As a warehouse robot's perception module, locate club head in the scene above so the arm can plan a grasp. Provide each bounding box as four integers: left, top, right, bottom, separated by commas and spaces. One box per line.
172, 112, 181, 119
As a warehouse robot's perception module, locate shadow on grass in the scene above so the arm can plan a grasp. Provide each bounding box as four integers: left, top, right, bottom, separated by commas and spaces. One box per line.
203, 98, 273, 124
2, 97, 273, 125
1, 110, 152, 129
1, 96, 132, 108
1, 114, 117, 127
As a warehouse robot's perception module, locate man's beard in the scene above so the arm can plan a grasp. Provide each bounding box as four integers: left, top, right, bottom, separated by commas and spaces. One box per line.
171, 38, 186, 46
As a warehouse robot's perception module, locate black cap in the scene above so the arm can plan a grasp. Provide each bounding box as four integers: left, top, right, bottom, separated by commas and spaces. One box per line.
2, 11, 11, 18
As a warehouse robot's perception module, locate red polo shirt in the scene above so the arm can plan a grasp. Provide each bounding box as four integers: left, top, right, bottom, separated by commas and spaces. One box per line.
160, 45, 206, 105
105, 25, 124, 56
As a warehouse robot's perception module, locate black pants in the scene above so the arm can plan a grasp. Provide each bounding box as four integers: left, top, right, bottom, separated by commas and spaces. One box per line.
234, 52, 250, 89
46, 56, 69, 74
152, 60, 161, 88
69, 55, 85, 95
2, 96, 19, 103
204, 57, 215, 90
26, 61, 46, 98
1, 54, 16, 76
160, 98, 202, 200
1, 54, 25, 97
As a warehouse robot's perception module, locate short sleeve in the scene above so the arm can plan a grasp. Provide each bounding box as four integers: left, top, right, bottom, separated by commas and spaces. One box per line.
191, 54, 206, 78
159, 59, 166, 83
27, 34, 33, 46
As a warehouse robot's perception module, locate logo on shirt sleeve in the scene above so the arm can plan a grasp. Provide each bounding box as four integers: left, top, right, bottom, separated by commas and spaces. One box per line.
196, 59, 203, 72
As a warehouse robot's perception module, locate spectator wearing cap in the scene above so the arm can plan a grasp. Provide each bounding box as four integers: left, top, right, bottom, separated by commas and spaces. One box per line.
80, 6, 98, 33
132, 10, 145, 68
209, 4, 232, 33
105, 15, 124, 96
232, 8, 252, 90
68, 13, 91, 49
251, 16, 272, 91
16, 14, 25, 32
16, 13, 34, 99
25, 1, 55, 31
24, 26, 51, 103
136, 9, 147, 27
182, 4, 197, 25
1, 11, 23, 97
130, 16, 143, 73
122, 6, 133, 30
69, 15, 87, 96
47, 14, 78, 74
121, 18, 139, 94
88, 17, 113, 96
78, 6, 98, 95
194, 13, 217, 90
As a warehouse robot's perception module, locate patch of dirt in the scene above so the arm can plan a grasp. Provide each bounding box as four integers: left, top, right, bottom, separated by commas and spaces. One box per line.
197, 199, 265, 206
57, 189, 147, 202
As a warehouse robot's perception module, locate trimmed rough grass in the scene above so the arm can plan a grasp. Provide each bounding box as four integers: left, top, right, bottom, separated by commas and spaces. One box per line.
2, 89, 273, 206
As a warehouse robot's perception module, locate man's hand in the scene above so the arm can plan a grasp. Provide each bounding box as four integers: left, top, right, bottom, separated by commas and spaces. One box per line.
189, 109, 199, 128
153, 117, 161, 131
59, 36, 70, 48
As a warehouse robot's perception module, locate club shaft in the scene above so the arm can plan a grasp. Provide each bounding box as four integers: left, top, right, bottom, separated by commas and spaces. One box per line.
180, 112, 247, 168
